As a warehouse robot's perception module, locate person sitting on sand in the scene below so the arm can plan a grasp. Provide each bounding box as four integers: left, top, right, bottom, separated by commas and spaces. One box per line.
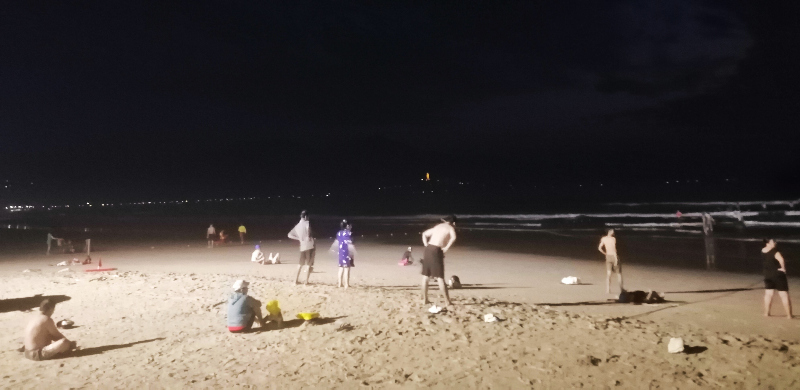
217, 230, 229, 245
251, 245, 266, 264
399, 246, 414, 266
227, 280, 269, 332
22, 299, 77, 361
421, 215, 457, 307
598, 229, 624, 295
762, 239, 793, 319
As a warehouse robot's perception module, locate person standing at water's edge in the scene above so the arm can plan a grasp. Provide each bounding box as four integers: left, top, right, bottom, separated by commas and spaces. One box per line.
762, 239, 793, 319
288, 210, 315, 285
206, 224, 216, 248
421, 215, 457, 307
238, 224, 247, 244
599, 229, 623, 295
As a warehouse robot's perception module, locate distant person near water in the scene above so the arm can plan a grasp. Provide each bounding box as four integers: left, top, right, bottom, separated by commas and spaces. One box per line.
288, 210, 315, 285
331, 220, 355, 289
207, 224, 216, 248
421, 215, 457, 307
238, 224, 247, 244
702, 213, 715, 235
598, 229, 624, 295
22, 299, 77, 361
227, 280, 269, 332
46, 231, 63, 256
761, 239, 793, 319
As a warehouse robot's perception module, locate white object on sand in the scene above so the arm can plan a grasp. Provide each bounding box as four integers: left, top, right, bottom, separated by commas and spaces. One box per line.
22, 269, 31, 273
56, 261, 68, 267
668, 337, 685, 353
484, 313, 499, 323
561, 276, 581, 285
57, 268, 71, 273
428, 305, 443, 314
269, 252, 281, 264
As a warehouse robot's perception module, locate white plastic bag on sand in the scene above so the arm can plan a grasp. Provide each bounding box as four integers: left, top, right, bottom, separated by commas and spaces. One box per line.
484, 313, 499, 323
668, 338, 685, 353
56, 261, 68, 267
428, 305, 443, 314
561, 276, 580, 285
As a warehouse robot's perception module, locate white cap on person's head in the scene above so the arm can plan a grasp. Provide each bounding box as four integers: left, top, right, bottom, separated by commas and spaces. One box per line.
232, 280, 249, 292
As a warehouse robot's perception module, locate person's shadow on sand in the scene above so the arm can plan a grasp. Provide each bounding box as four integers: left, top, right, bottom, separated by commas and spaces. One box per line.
0, 294, 71, 313
244, 316, 347, 333
58, 338, 165, 358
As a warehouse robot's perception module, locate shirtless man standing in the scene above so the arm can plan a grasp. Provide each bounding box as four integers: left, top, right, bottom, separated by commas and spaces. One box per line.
598, 229, 623, 294
22, 299, 77, 361
421, 215, 457, 307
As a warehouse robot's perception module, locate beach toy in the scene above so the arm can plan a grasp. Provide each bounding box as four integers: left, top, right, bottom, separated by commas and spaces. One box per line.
561, 276, 581, 285
85, 258, 117, 272
296, 312, 320, 320
668, 338, 685, 353
266, 300, 281, 317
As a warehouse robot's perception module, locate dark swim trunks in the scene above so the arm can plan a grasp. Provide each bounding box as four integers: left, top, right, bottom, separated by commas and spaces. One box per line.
421, 245, 445, 279
764, 273, 789, 292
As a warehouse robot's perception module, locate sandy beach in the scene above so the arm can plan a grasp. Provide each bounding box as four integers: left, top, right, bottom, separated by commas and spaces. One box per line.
1, 240, 799, 388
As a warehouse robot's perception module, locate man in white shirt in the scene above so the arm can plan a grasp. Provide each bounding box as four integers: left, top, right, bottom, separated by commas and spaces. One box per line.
421, 215, 457, 307
207, 224, 216, 248
288, 210, 315, 285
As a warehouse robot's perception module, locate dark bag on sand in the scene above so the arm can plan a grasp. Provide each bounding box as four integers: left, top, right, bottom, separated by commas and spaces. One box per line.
617, 290, 630, 303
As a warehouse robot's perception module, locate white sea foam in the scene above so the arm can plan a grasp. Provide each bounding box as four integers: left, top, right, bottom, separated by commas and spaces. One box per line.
607, 199, 800, 207
743, 221, 800, 227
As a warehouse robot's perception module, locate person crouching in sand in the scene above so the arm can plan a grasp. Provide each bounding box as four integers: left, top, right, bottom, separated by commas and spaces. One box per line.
599, 229, 623, 295
23, 299, 77, 361
251, 245, 266, 264
227, 280, 269, 332
421, 215, 457, 307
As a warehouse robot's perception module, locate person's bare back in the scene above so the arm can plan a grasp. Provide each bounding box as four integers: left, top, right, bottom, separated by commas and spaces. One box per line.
24, 313, 59, 351
599, 235, 617, 256
422, 223, 457, 251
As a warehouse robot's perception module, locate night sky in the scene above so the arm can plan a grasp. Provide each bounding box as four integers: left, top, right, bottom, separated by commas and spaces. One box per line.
2, 1, 799, 205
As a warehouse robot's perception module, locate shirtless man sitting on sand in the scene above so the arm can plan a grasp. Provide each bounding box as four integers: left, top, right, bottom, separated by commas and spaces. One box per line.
23, 299, 77, 361
598, 229, 624, 295
421, 215, 457, 307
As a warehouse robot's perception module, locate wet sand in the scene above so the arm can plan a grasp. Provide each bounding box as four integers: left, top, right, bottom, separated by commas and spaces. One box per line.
1, 241, 798, 388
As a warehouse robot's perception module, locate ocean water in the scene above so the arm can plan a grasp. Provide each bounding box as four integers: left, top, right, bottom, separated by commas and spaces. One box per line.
2, 199, 799, 276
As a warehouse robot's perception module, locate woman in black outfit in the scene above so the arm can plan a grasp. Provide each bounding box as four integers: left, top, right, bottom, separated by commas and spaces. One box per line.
762, 239, 793, 319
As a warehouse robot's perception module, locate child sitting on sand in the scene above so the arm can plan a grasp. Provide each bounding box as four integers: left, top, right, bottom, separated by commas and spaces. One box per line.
399, 247, 414, 266
251, 245, 266, 264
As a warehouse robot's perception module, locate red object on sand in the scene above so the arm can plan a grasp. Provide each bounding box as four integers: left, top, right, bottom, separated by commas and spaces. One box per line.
85, 257, 117, 272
